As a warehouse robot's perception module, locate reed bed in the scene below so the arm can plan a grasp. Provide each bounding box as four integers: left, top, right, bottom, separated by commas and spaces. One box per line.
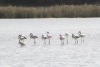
0, 5, 100, 18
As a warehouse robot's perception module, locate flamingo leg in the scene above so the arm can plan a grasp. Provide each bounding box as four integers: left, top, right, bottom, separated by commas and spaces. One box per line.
44, 39, 46, 44
43, 39, 45, 44
63, 40, 64, 44
34, 39, 36, 44
83, 37, 84, 42
49, 38, 50, 44
44, 39, 45, 44
45, 39, 46, 44
61, 40, 62, 44
75, 39, 76, 44
67, 36, 68, 44
81, 37, 82, 42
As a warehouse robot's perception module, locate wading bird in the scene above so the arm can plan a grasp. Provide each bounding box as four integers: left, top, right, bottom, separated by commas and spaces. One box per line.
29, 33, 38, 44
65, 32, 69, 44
18, 40, 26, 47
18, 34, 27, 42
78, 31, 85, 42
47, 31, 52, 44
42, 35, 48, 45
72, 34, 79, 44
59, 34, 65, 45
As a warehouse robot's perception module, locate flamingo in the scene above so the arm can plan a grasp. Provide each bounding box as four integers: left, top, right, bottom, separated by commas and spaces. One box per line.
29, 33, 38, 44
18, 40, 26, 47
59, 34, 65, 45
78, 31, 85, 42
42, 35, 48, 44
65, 32, 69, 44
47, 31, 52, 44
18, 34, 27, 42
72, 34, 79, 44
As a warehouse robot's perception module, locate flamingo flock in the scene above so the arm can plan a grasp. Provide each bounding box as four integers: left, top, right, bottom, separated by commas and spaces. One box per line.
18, 31, 85, 47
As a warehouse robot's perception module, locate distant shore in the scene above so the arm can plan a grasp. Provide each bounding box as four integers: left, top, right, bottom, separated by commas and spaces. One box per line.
0, 4, 100, 18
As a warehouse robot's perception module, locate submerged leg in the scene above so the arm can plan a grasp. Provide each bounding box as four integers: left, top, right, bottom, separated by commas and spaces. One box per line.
44, 39, 46, 44
63, 40, 64, 44
61, 40, 62, 44
49, 38, 50, 44
75, 39, 76, 44
43, 40, 45, 44
77, 40, 78, 43
34, 39, 36, 44
83, 37, 84, 42
67, 36, 68, 44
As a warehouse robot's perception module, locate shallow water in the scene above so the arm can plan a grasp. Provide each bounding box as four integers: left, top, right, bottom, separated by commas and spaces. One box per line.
0, 18, 100, 67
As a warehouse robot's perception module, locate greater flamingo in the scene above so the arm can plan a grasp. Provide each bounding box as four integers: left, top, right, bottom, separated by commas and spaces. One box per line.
42, 35, 48, 44
18, 34, 27, 42
72, 34, 79, 44
47, 31, 52, 44
59, 34, 65, 45
18, 40, 26, 47
78, 31, 85, 42
65, 32, 69, 44
29, 33, 38, 44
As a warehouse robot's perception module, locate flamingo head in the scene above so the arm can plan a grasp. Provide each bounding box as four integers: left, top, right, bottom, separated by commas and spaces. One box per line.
47, 31, 49, 34
78, 31, 81, 35
65, 32, 69, 36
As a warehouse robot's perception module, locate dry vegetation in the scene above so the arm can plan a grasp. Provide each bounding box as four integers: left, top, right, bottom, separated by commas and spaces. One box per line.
0, 4, 100, 18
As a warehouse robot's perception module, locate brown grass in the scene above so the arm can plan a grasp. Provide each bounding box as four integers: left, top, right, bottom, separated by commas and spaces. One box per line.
0, 5, 100, 18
